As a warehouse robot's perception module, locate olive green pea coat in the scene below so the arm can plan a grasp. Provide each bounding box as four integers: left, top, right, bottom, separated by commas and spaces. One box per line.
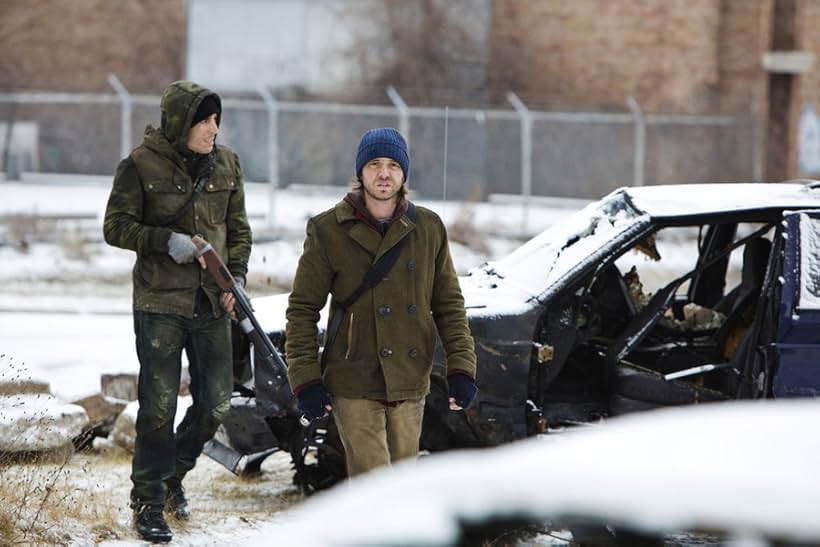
103, 81, 251, 318
285, 199, 476, 401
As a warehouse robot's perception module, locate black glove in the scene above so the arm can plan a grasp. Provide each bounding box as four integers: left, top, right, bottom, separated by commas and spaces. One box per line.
448, 373, 478, 409
168, 232, 197, 264
296, 383, 331, 421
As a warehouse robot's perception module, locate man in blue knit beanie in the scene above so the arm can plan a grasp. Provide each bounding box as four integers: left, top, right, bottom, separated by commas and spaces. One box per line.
355, 127, 410, 183
285, 127, 478, 479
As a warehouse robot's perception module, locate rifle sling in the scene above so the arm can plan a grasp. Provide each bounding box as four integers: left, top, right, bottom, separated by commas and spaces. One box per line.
320, 202, 417, 373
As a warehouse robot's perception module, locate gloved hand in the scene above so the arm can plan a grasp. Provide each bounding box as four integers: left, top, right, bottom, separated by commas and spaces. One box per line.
448, 373, 478, 410
296, 382, 331, 421
168, 232, 197, 264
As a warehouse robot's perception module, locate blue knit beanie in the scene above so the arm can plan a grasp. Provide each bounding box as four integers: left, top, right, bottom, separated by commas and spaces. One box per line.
355, 127, 410, 181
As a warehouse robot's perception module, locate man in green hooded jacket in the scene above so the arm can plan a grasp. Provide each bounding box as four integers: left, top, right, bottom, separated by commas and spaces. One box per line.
104, 80, 251, 543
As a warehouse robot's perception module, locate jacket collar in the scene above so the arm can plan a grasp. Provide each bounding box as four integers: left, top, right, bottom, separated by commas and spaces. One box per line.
335, 196, 416, 261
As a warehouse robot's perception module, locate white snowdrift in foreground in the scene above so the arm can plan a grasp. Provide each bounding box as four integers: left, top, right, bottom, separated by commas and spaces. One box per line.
254, 400, 820, 545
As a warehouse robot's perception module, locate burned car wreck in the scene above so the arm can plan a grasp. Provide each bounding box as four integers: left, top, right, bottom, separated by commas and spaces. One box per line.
205, 182, 820, 492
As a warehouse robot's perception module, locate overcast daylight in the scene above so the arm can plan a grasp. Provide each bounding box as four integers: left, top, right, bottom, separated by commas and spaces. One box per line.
4, 1, 820, 545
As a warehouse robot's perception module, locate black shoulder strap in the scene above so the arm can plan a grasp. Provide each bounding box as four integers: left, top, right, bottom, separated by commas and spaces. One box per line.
158, 175, 207, 227
157, 152, 216, 228
320, 202, 417, 372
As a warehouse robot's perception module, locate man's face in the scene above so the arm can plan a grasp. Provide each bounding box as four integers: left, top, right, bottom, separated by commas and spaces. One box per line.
187, 113, 218, 154
361, 157, 404, 203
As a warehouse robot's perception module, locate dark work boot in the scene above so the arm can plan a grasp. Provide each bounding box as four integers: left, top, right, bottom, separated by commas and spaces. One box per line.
165, 483, 191, 520
133, 504, 172, 543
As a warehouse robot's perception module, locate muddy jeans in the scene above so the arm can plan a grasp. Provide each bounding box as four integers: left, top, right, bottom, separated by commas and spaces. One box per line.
130, 298, 232, 506
332, 396, 425, 478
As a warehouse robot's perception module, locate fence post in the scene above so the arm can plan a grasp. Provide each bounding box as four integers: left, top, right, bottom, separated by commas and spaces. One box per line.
258, 85, 279, 230
507, 92, 532, 236
387, 86, 410, 146
442, 106, 449, 222
752, 87, 764, 181
107, 73, 131, 160
626, 96, 645, 187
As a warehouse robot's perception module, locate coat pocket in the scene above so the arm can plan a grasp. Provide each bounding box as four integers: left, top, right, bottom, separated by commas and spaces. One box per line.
344, 312, 355, 360
204, 175, 236, 224
143, 178, 187, 223
421, 312, 437, 360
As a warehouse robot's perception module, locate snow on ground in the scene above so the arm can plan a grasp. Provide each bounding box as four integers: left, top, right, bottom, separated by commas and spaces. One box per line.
0, 392, 88, 450
0, 312, 137, 401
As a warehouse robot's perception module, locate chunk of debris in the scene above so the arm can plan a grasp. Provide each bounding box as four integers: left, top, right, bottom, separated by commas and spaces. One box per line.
0, 393, 89, 452
106, 400, 138, 453
73, 393, 127, 440
101, 373, 138, 401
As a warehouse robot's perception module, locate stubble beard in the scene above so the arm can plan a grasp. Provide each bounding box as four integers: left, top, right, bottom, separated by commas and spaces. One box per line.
364, 184, 399, 202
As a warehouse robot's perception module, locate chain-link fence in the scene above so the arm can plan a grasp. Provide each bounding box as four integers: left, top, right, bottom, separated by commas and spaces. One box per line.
0, 80, 759, 203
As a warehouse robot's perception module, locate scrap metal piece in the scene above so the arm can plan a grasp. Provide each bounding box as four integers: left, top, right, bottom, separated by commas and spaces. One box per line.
203, 439, 243, 474
535, 343, 554, 363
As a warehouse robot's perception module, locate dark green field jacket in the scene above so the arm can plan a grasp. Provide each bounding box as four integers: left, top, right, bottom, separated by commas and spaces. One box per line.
285, 199, 476, 401
103, 81, 251, 318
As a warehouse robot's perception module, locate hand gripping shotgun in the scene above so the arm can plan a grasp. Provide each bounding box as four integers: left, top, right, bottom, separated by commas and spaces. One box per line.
192, 235, 292, 410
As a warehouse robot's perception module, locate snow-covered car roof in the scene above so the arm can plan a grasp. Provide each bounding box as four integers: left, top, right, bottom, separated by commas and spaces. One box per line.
624, 182, 820, 219
251, 400, 820, 546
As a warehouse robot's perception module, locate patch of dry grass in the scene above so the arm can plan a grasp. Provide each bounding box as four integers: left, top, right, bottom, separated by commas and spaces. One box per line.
0, 446, 303, 544
0, 447, 136, 544
0, 354, 132, 545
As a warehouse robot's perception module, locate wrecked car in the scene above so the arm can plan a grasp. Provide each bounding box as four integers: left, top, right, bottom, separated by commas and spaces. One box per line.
205, 181, 820, 492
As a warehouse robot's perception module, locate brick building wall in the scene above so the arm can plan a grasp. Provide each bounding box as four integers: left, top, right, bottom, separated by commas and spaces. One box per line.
717, 0, 773, 114
0, 0, 186, 93
487, 0, 820, 181
488, 0, 727, 112
0, 0, 187, 175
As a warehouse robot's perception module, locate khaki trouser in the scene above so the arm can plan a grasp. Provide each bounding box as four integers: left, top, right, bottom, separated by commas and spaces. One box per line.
332, 396, 425, 478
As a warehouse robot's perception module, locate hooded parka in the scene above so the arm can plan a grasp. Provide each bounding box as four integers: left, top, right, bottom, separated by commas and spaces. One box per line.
285, 199, 476, 402
104, 81, 251, 317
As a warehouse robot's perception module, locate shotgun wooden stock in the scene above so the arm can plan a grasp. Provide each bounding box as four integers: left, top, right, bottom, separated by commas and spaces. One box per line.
191, 235, 292, 405
192, 235, 234, 291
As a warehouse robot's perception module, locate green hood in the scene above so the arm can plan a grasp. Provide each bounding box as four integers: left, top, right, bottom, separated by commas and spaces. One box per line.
160, 80, 222, 154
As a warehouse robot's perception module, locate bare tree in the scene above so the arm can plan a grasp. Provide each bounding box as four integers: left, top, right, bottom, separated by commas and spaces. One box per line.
332, 0, 491, 105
